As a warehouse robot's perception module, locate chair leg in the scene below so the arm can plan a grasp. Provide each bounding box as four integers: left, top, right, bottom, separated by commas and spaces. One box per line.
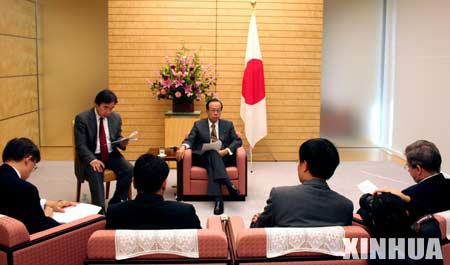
76, 180, 82, 202
105, 182, 110, 199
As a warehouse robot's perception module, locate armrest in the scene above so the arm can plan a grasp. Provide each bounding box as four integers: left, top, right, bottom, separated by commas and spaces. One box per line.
228, 216, 246, 242
206, 216, 223, 231
29, 214, 105, 241
229, 216, 266, 258
236, 147, 247, 194
183, 149, 193, 192
2, 214, 105, 265
236, 147, 246, 174
413, 213, 448, 240
0, 216, 30, 247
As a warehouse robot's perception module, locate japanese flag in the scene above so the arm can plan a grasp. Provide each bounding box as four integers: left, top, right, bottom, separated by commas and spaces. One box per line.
240, 13, 267, 148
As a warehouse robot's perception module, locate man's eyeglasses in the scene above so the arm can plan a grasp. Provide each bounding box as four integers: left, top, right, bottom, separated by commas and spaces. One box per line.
32, 161, 38, 171
209, 109, 222, 113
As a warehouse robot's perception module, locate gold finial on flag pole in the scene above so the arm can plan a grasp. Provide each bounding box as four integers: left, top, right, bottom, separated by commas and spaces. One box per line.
250, 0, 256, 9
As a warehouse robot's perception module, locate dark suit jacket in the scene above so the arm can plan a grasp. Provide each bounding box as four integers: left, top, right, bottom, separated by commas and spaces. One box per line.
74, 108, 125, 181
254, 179, 354, 228
402, 173, 450, 221
182, 118, 242, 155
0, 164, 60, 234
106, 193, 201, 229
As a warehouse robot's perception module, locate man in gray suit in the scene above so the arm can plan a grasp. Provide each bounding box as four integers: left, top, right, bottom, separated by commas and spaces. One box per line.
74, 89, 133, 210
251, 138, 353, 227
176, 99, 242, 215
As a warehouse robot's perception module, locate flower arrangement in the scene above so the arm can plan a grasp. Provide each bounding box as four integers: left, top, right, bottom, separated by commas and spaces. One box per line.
149, 47, 217, 104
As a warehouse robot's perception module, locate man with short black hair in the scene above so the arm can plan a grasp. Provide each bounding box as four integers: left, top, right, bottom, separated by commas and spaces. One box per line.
75, 89, 133, 210
0, 138, 75, 233
106, 154, 201, 229
376, 140, 450, 222
176, 98, 242, 215
251, 138, 353, 227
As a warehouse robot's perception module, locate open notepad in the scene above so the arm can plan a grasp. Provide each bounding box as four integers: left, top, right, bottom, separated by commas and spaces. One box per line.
357, 180, 378, 194
52, 203, 102, 224
112, 131, 138, 144
200, 140, 222, 154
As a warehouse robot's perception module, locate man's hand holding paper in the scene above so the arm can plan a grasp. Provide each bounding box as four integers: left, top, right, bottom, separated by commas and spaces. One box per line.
112, 131, 139, 145
200, 140, 222, 154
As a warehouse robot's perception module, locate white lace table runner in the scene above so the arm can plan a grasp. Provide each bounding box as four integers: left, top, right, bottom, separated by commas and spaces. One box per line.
115, 229, 199, 260
435, 210, 450, 239
265, 226, 345, 258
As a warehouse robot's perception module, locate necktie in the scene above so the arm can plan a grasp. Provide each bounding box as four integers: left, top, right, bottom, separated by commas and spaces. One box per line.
210, 123, 218, 143
99, 117, 109, 162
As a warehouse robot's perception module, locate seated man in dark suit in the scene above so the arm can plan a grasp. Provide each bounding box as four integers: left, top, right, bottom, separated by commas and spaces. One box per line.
75, 89, 133, 210
0, 138, 76, 234
106, 154, 201, 229
376, 140, 450, 222
251, 138, 353, 227
176, 98, 242, 215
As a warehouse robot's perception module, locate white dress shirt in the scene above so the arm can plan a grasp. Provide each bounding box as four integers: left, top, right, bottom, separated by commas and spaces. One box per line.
94, 108, 112, 154
183, 119, 232, 155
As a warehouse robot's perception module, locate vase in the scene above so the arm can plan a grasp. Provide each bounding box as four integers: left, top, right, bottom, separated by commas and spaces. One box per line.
172, 101, 194, 113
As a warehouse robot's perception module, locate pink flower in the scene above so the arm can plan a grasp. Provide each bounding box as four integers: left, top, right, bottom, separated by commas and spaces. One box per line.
184, 84, 192, 94
174, 79, 184, 87
160, 89, 167, 95
162, 79, 172, 88
195, 81, 202, 87
175, 91, 182, 98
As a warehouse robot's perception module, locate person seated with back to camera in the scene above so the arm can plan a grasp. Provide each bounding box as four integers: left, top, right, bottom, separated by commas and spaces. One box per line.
251, 138, 353, 228
106, 154, 201, 229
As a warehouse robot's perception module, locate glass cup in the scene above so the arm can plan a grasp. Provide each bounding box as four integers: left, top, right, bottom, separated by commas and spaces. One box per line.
158, 147, 166, 157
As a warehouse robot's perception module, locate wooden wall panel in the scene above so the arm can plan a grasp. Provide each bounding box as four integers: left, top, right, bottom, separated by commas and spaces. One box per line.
109, 0, 217, 160
0, 76, 38, 120
0, 35, 37, 77
0, 0, 36, 38
0, 112, 39, 155
108, 0, 322, 161
0, 0, 39, 151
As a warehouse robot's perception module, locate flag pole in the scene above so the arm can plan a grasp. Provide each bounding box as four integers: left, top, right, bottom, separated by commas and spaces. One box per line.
249, 0, 256, 174
249, 146, 254, 173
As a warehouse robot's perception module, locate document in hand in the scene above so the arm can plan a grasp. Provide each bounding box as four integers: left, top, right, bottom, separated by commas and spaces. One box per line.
357, 180, 378, 194
200, 140, 222, 154
52, 203, 102, 223
112, 131, 138, 144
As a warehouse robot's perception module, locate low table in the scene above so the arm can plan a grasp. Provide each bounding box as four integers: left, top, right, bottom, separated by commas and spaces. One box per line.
146, 147, 178, 161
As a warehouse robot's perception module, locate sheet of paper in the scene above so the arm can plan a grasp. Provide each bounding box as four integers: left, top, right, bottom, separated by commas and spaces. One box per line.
357, 180, 378, 194
200, 140, 222, 154
52, 203, 102, 224
112, 131, 138, 144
